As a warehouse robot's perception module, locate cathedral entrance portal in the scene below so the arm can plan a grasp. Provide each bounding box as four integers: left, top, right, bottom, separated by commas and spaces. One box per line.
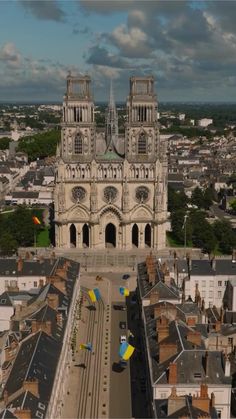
105, 223, 116, 248
145, 224, 151, 247
132, 224, 139, 248
70, 224, 76, 247
82, 224, 89, 248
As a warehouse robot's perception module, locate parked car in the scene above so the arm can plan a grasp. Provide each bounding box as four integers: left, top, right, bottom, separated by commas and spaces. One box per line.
113, 305, 127, 311
120, 335, 127, 343
119, 321, 126, 329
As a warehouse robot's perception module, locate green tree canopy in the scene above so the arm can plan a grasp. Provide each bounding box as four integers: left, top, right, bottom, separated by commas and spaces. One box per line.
0, 137, 11, 150
213, 219, 236, 254
17, 129, 60, 162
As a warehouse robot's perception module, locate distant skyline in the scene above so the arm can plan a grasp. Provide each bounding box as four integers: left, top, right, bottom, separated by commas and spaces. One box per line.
0, 1, 236, 102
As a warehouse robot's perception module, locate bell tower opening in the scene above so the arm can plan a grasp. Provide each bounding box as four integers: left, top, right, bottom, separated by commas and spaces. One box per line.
132, 224, 139, 248
145, 224, 151, 247
82, 224, 89, 248
70, 224, 76, 247
105, 223, 116, 248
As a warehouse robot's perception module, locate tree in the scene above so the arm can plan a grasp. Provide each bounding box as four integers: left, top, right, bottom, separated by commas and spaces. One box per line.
0, 233, 17, 255
191, 187, 204, 209
213, 220, 236, 254
168, 186, 188, 212
229, 198, 236, 214
17, 129, 60, 162
202, 187, 214, 210
0, 137, 11, 150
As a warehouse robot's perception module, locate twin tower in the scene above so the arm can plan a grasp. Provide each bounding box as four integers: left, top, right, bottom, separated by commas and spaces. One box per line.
54, 74, 167, 250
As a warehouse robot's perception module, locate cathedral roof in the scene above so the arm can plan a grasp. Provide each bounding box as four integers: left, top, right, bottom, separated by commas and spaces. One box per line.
96, 150, 123, 161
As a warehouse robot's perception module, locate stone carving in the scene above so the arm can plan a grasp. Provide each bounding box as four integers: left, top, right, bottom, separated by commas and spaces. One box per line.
135, 186, 149, 203
104, 186, 118, 204
71, 186, 86, 203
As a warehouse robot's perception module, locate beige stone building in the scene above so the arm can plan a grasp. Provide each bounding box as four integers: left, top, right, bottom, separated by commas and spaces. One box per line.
54, 74, 167, 249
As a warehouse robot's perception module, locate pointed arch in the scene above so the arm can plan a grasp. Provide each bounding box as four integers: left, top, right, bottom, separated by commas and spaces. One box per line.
82, 224, 89, 248
145, 224, 151, 247
132, 224, 139, 248
105, 223, 116, 248
70, 224, 76, 247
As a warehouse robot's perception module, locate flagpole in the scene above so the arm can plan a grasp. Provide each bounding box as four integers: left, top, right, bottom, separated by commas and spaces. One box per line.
34, 227, 36, 248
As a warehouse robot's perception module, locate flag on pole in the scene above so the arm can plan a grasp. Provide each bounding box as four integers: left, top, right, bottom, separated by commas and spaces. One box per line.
119, 287, 130, 297
88, 288, 101, 303
79, 343, 93, 351
119, 342, 135, 360
32, 216, 41, 225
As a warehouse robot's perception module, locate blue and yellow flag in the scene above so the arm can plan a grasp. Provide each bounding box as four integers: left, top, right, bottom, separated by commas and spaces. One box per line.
79, 343, 93, 351
119, 287, 130, 297
119, 342, 135, 361
88, 288, 101, 303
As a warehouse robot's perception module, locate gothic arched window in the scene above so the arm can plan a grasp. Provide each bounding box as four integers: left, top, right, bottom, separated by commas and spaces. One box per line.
138, 132, 147, 154
74, 133, 83, 154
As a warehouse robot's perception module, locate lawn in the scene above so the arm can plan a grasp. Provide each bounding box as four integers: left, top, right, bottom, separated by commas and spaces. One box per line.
166, 232, 192, 248
37, 228, 51, 247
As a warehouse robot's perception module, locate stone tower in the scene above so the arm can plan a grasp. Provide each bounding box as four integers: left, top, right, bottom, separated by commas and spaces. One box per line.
54, 74, 167, 249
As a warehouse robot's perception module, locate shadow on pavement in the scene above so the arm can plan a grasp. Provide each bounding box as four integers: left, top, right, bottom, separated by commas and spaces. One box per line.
112, 362, 125, 373
85, 305, 96, 311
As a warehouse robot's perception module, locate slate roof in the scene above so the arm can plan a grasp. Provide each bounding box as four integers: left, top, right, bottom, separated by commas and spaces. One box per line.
0, 292, 13, 307
0, 410, 17, 419
4, 331, 60, 400
215, 260, 236, 275
12, 191, 39, 198
0, 258, 57, 277
155, 397, 218, 419
7, 390, 48, 419
190, 260, 215, 276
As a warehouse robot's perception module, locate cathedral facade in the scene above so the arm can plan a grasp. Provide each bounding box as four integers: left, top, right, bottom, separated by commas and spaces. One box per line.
54, 74, 167, 249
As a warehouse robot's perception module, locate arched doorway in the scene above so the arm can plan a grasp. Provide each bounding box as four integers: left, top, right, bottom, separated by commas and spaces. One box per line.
145, 224, 151, 247
132, 224, 139, 248
105, 223, 116, 248
70, 224, 76, 247
82, 224, 89, 248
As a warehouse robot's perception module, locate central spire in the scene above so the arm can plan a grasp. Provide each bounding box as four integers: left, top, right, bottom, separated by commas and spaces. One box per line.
105, 79, 119, 153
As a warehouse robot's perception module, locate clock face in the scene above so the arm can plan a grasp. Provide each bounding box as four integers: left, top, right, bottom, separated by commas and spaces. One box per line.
72, 186, 86, 203
103, 186, 118, 204
135, 186, 149, 203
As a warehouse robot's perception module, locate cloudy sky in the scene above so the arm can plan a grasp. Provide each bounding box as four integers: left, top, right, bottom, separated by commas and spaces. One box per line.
1, 0, 236, 102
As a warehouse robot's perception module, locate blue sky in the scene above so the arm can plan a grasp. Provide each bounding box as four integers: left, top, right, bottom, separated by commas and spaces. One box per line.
0, 1, 236, 102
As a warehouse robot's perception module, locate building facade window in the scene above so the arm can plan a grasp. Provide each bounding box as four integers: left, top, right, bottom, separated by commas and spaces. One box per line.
218, 281, 222, 287
74, 134, 83, 154
210, 281, 214, 287
138, 132, 147, 154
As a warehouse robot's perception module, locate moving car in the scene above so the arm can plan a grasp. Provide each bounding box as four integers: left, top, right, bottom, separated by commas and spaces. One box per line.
119, 321, 126, 329
119, 359, 127, 368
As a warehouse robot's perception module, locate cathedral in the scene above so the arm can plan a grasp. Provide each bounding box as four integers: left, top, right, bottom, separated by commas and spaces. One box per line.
54, 74, 167, 249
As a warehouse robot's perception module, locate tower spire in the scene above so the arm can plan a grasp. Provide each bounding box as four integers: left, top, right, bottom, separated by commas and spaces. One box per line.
105, 79, 118, 153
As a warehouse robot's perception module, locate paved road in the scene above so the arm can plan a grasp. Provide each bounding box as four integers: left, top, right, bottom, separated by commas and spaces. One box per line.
109, 303, 132, 419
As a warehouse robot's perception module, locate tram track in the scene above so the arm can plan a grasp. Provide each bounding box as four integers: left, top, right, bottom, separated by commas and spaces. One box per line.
77, 288, 105, 418
77, 289, 96, 418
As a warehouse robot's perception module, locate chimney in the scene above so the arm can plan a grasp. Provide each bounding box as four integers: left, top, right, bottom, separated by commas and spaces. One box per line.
168, 362, 177, 385
15, 409, 31, 419
214, 320, 221, 332
47, 293, 59, 310
186, 317, 196, 326
17, 257, 23, 273
210, 392, 215, 408
157, 316, 169, 343
23, 380, 39, 398
167, 387, 185, 416
159, 342, 177, 363
186, 330, 201, 347
192, 384, 210, 414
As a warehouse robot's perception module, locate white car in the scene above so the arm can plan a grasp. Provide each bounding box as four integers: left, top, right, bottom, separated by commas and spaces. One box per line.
120, 335, 127, 344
